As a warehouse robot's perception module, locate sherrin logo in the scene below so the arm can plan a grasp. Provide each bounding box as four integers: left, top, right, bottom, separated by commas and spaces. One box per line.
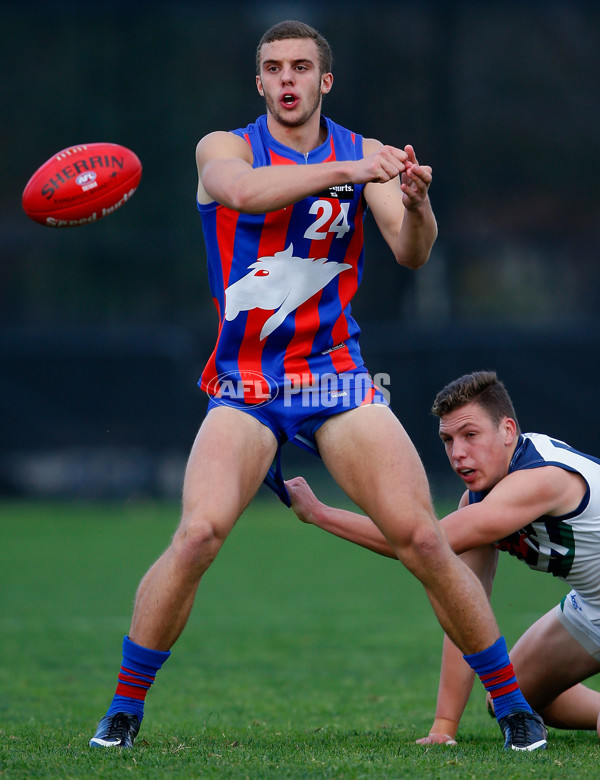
41, 153, 126, 199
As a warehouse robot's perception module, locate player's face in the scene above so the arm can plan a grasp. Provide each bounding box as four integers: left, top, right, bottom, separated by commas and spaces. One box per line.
438, 402, 517, 493
256, 38, 332, 129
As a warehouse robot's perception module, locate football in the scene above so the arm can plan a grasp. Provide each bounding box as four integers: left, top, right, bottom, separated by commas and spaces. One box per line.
22, 142, 142, 227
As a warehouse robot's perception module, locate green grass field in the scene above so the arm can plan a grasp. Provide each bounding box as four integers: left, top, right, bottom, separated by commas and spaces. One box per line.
1, 493, 598, 778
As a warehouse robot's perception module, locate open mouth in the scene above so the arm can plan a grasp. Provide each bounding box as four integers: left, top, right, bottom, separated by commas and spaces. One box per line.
282, 93, 297, 107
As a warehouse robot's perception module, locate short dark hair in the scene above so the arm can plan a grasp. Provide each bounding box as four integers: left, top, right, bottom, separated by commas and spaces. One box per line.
256, 20, 333, 76
431, 370, 521, 433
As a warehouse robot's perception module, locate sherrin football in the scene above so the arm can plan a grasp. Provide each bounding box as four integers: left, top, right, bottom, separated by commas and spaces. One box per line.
22, 142, 142, 227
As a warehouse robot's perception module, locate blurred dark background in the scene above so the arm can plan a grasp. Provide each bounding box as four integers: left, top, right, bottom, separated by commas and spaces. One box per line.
2, 0, 599, 501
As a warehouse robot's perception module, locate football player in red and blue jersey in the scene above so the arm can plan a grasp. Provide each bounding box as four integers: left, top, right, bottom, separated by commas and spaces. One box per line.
90, 22, 544, 752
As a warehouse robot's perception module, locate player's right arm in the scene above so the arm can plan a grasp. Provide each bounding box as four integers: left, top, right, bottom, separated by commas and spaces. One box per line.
196, 131, 409, 214
285, 476, 398, 558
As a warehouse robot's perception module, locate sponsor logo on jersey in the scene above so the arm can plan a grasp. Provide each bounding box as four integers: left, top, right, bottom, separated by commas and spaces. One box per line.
314, 183, 355, 199
321, 342, 346, 355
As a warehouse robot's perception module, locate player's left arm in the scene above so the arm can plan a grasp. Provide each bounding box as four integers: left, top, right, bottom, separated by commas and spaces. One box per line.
363, 140, 437, 269
440, 466, 588, 554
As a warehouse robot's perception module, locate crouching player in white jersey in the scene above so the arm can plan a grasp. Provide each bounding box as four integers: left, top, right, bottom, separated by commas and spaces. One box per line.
286, 370, 600, 745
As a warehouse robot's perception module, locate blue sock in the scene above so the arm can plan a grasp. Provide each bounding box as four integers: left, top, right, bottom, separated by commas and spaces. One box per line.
464, 636, 532, 720
105, 636, 171, 721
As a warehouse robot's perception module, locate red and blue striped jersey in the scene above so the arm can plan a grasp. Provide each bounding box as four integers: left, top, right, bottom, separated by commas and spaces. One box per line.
197, 114, 368, 402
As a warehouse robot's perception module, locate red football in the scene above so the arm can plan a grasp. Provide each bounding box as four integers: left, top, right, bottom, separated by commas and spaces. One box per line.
22, 142, 142, 227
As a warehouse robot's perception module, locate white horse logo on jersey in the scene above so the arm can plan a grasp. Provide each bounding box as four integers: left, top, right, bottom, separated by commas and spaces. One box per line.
224, 244, 352, 340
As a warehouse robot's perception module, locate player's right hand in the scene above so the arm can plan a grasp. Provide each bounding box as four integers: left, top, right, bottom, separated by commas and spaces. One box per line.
354, 144, 408, 184
285, 476, 321, 524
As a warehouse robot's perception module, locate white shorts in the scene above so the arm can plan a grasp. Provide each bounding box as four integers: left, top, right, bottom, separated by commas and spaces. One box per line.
555, 590, 600, 661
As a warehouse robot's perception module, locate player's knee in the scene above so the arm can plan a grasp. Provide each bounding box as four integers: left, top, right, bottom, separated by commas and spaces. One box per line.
393, 520, 448, 576
172, 515, 227, 574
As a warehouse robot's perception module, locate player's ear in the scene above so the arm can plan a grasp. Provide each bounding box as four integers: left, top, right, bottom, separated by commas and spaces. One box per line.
503, 417, 518, 444
321, 73, 333, 95
256, 75, 264, 96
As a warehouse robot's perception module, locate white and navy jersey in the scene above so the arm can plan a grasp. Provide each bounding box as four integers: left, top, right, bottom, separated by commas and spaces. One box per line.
469, 433, 600, 613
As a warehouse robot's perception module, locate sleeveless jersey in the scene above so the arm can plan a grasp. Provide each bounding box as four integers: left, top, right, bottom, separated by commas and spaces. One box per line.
469, 433, 600, 611
197, 114, 367, 403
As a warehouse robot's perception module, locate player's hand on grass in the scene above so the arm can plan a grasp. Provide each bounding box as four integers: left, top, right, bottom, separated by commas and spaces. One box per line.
416, 717, 458, 746
285, 476, 322, 525
415, 732, 458, 746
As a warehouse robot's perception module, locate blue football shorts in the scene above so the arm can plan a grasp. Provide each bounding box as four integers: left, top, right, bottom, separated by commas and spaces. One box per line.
206, 368, 388, 506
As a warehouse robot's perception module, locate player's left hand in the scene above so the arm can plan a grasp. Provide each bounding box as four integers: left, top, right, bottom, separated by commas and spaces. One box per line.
400, 145, 432, 210
415, 732, 458, 746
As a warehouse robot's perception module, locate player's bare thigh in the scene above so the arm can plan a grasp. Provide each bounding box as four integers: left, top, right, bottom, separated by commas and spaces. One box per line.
510, 609, 600, 705
180, 405, 279, 536
314, 404, 435, 539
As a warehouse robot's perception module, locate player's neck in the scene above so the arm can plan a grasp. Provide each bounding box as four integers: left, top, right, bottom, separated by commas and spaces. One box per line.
266, 111, 327, 155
